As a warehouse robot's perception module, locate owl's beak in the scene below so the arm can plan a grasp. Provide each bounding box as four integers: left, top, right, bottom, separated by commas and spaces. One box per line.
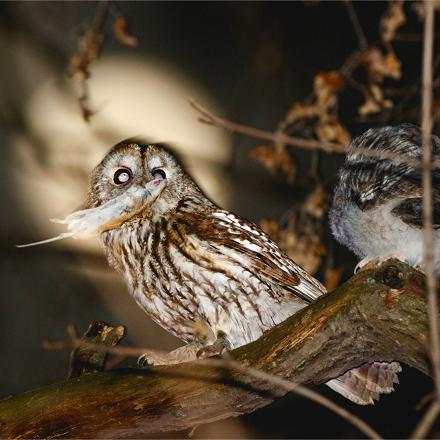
143, 176, 167, 191
17, 178, 168, 248
97, 177, 167, 232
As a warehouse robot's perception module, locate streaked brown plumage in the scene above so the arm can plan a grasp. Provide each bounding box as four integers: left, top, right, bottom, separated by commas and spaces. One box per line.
83, 140, 400, 404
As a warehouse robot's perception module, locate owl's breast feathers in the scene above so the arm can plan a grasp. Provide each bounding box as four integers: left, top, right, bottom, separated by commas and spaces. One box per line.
101, 197, 326, 343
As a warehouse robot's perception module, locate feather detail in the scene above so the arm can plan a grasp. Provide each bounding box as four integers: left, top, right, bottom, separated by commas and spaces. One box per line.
326, 362, 401, 405
187, 210, 326, 303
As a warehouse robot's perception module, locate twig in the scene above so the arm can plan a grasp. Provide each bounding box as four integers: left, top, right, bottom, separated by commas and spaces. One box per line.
411, 399, 440, 439
343, 0, 368, 50
43, 335, 381, 439
43, 337, 167, 359
410, 2, 440, 438
188, 99, 440, 170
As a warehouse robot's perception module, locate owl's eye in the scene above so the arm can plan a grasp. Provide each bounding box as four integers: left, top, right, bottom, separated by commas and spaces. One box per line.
113, 168, 132, 185
152, 168, 167, 180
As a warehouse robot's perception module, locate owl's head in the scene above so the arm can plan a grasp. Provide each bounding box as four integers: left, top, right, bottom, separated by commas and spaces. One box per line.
17, 141, 207, 248
85, 140, 202, 218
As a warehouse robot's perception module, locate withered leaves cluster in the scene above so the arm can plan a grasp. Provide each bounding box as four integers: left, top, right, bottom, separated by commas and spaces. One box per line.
250, 144, 297, 184
357, 48, 402, 116
356, 2, 406, 116
260, 184, 328, 276
283, 70, 350, 145
68, 2, 139, 121
250, 70, 349, 183
247, 1, 435, 287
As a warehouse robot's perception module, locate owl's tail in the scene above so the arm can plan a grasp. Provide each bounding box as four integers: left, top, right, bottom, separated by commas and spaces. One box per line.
325, 361, 401, 405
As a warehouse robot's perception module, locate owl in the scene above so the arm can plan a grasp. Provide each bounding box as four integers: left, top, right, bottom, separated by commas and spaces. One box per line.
330, 124, 440, 272
20, 140, 400, 405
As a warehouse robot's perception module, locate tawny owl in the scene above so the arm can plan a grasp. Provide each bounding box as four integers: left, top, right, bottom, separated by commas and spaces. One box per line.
330, 124, 440, 272
20, 140, 400, 405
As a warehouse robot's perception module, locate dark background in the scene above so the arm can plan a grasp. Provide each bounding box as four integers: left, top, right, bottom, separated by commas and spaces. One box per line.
0, 2, 436, 438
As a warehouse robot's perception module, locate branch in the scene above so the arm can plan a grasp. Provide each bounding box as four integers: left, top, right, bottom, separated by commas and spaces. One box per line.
43, 335, 380, 437
0, 260, 432, 439
189, 100, 440, 170
343, 0, 368, 50
412, 2, 440, 438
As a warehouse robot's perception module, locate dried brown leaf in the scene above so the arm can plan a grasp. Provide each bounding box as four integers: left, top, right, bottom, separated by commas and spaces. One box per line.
314, 71, 345, 111
362, 48, 402, 82
113, 17, 140, 47
284, 102, 319, 125
358, 84, 393, 116
282, 71, 345, 127
250, 145, 297, 183
283, 228, 326, 274
259, 219, 282, 243
250, 145, 279, 173
316, 120, 351, 144
303, 184, 328, 219
358, 97, 381, 116
259, 185, 328, 275
325, 266, 345, 291
69, 30, 105, 78
380, 1, 406, 43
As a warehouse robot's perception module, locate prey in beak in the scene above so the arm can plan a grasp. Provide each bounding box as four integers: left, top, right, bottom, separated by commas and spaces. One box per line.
17, 178, 167, 248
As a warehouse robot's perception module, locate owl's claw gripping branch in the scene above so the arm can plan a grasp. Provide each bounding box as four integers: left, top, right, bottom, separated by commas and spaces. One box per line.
196, 331, 233, 359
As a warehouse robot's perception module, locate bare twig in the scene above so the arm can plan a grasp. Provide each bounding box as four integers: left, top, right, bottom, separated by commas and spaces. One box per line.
421, 2, 439, 386
410, 2, 440, 438
43, 336, 166, 359
411, 399, 440, 439
44, 334, 381, 439
343, 0, 368, 50
189, 99, 440, 170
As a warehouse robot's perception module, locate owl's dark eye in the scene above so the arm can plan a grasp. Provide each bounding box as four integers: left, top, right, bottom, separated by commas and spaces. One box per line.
113, 168, 132, 185
152, 168, 167, 180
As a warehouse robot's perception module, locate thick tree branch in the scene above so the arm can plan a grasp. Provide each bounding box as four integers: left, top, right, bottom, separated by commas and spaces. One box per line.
0, 260, 432, 439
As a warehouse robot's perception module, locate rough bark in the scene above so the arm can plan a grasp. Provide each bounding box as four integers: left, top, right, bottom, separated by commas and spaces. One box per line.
0, 260, 432, 439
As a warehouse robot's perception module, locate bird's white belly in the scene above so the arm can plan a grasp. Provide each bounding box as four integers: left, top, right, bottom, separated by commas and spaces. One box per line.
339, 201, 440, 270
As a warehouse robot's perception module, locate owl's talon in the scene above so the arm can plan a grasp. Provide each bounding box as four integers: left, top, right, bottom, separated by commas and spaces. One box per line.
354, 255, 409, 274
197, 333, 232, 359
196, 345, 220, 359
137, 353, 154, 367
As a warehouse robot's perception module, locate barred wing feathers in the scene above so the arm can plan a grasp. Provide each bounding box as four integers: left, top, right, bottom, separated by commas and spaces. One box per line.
178, 210, 326, 304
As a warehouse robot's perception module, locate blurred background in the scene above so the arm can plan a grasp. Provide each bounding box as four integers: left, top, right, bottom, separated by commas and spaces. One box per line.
0, 1, 437, 438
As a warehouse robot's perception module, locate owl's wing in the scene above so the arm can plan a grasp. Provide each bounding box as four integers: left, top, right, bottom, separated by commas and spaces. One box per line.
343, 125, 440, 211
391, 194, 440, 228
177, 210, 326, 303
